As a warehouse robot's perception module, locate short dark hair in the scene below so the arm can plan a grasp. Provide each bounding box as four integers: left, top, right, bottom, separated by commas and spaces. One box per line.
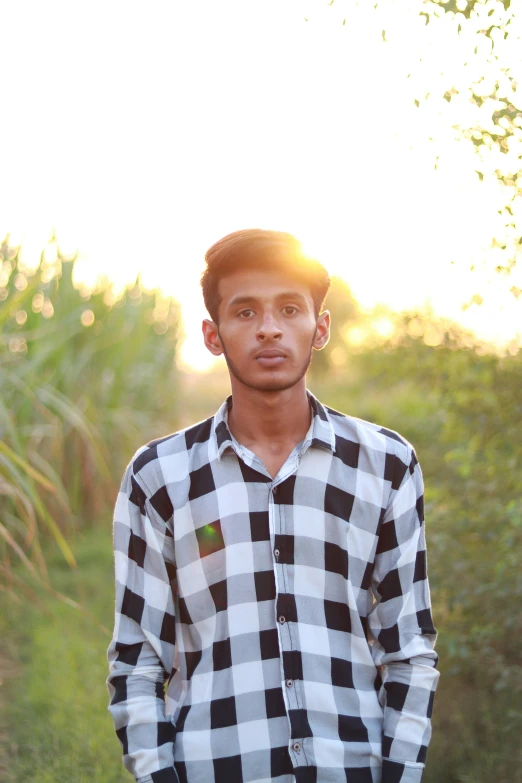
201, 228, 331, 323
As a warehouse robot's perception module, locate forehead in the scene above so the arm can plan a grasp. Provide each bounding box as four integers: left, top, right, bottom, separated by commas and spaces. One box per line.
218, 268, 313, 307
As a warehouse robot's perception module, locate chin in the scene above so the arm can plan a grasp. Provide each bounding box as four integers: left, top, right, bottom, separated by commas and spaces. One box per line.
244, 371, 306, 393
254, 381, 296, 393
225, 353, 312, 393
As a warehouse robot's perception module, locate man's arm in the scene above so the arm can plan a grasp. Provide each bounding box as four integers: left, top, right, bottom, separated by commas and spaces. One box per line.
368, 446, 440, 783
107, 462, 179, 783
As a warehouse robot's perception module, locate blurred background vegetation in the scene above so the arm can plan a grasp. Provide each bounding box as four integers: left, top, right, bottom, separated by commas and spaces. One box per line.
0, 234, 520, 783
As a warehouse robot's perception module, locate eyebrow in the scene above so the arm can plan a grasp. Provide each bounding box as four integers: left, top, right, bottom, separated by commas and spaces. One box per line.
226, 291, 310, 310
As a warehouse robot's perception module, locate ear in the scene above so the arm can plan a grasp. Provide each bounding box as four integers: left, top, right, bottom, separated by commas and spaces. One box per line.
312, 310, 330, 351
202, 319, 224, 356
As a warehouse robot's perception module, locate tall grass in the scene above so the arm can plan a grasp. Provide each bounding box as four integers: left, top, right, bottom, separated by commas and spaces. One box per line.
0, 527, 129, 783
0, 236, 180, 594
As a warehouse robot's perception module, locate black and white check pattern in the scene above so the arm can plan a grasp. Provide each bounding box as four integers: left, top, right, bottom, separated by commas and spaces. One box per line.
107, 392, 439, 783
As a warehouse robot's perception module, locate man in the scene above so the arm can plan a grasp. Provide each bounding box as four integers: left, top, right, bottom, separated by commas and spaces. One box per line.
107, 229, 439, 783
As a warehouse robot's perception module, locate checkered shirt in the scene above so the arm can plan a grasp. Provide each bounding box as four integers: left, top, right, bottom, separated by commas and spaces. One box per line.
107, 392, 439, 783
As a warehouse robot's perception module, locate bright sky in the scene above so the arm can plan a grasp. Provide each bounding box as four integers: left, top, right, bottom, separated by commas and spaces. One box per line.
2, 0, 521, 370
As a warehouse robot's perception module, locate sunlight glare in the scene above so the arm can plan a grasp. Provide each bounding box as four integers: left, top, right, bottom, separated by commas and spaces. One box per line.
1, 1, 520, 371
373, 318, 395, 339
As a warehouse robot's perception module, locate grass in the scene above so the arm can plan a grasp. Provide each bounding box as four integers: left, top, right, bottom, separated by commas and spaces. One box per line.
0, 527, 128, 783
1, 522, 521, 783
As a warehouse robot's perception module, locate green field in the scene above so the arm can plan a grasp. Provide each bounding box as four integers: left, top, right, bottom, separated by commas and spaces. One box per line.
0, 529, 128, 783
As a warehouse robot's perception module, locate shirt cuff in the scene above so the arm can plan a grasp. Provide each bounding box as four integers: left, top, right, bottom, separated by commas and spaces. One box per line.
137, 767, 180, 783
382, 758, 425, 783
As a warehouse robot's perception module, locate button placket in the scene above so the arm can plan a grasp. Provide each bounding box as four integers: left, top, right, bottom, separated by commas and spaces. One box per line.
271, 481, 296, 752
277, 482, 303, 744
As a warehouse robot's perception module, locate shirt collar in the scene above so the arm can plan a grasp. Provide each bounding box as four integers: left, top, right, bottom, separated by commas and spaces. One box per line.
212, 390, 336, 460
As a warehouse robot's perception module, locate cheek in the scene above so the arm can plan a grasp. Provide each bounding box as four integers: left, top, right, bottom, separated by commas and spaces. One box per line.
220, 325, 251, 352
297, 322, 318, 345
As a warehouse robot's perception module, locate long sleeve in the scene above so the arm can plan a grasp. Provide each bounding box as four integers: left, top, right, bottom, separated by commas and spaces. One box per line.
107, 462, 180, 783
368, 447, 440, 783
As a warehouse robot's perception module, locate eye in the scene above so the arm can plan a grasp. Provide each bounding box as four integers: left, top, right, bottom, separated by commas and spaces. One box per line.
238, 308, 255, 318
282, 305, 298, 315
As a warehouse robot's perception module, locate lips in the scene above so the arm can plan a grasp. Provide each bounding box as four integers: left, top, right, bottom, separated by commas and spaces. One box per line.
254, 349, 288, 366
255, 350, 287, 359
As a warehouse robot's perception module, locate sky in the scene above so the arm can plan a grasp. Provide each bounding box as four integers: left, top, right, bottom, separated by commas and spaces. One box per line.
1, 0, 521, 370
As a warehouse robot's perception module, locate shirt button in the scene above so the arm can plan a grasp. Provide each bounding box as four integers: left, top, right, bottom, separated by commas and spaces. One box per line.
274, 548, 280, 559
286, 679, 293, 688
293, 742, 301, 752
278, 615, 286, 624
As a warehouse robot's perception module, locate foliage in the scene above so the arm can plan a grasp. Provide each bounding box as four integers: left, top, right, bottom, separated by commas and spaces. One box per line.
312, 317, 522, 781
0, 529, 128, 783
321, 0, 522, 295
0, 236, 180, 592
419, 0, 522, 284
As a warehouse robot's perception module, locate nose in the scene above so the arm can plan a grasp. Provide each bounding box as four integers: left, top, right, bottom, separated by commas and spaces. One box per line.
256, 313, 283, 341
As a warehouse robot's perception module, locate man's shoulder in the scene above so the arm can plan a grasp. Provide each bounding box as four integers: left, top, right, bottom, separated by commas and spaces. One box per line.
126, 415, 215, 489
324, 403, 413, 461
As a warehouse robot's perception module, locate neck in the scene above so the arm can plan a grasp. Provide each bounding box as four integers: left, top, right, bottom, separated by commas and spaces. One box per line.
227, 379, 311, 449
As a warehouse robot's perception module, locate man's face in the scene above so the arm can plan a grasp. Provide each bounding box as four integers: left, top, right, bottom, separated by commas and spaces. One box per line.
202, 268, 330, 393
